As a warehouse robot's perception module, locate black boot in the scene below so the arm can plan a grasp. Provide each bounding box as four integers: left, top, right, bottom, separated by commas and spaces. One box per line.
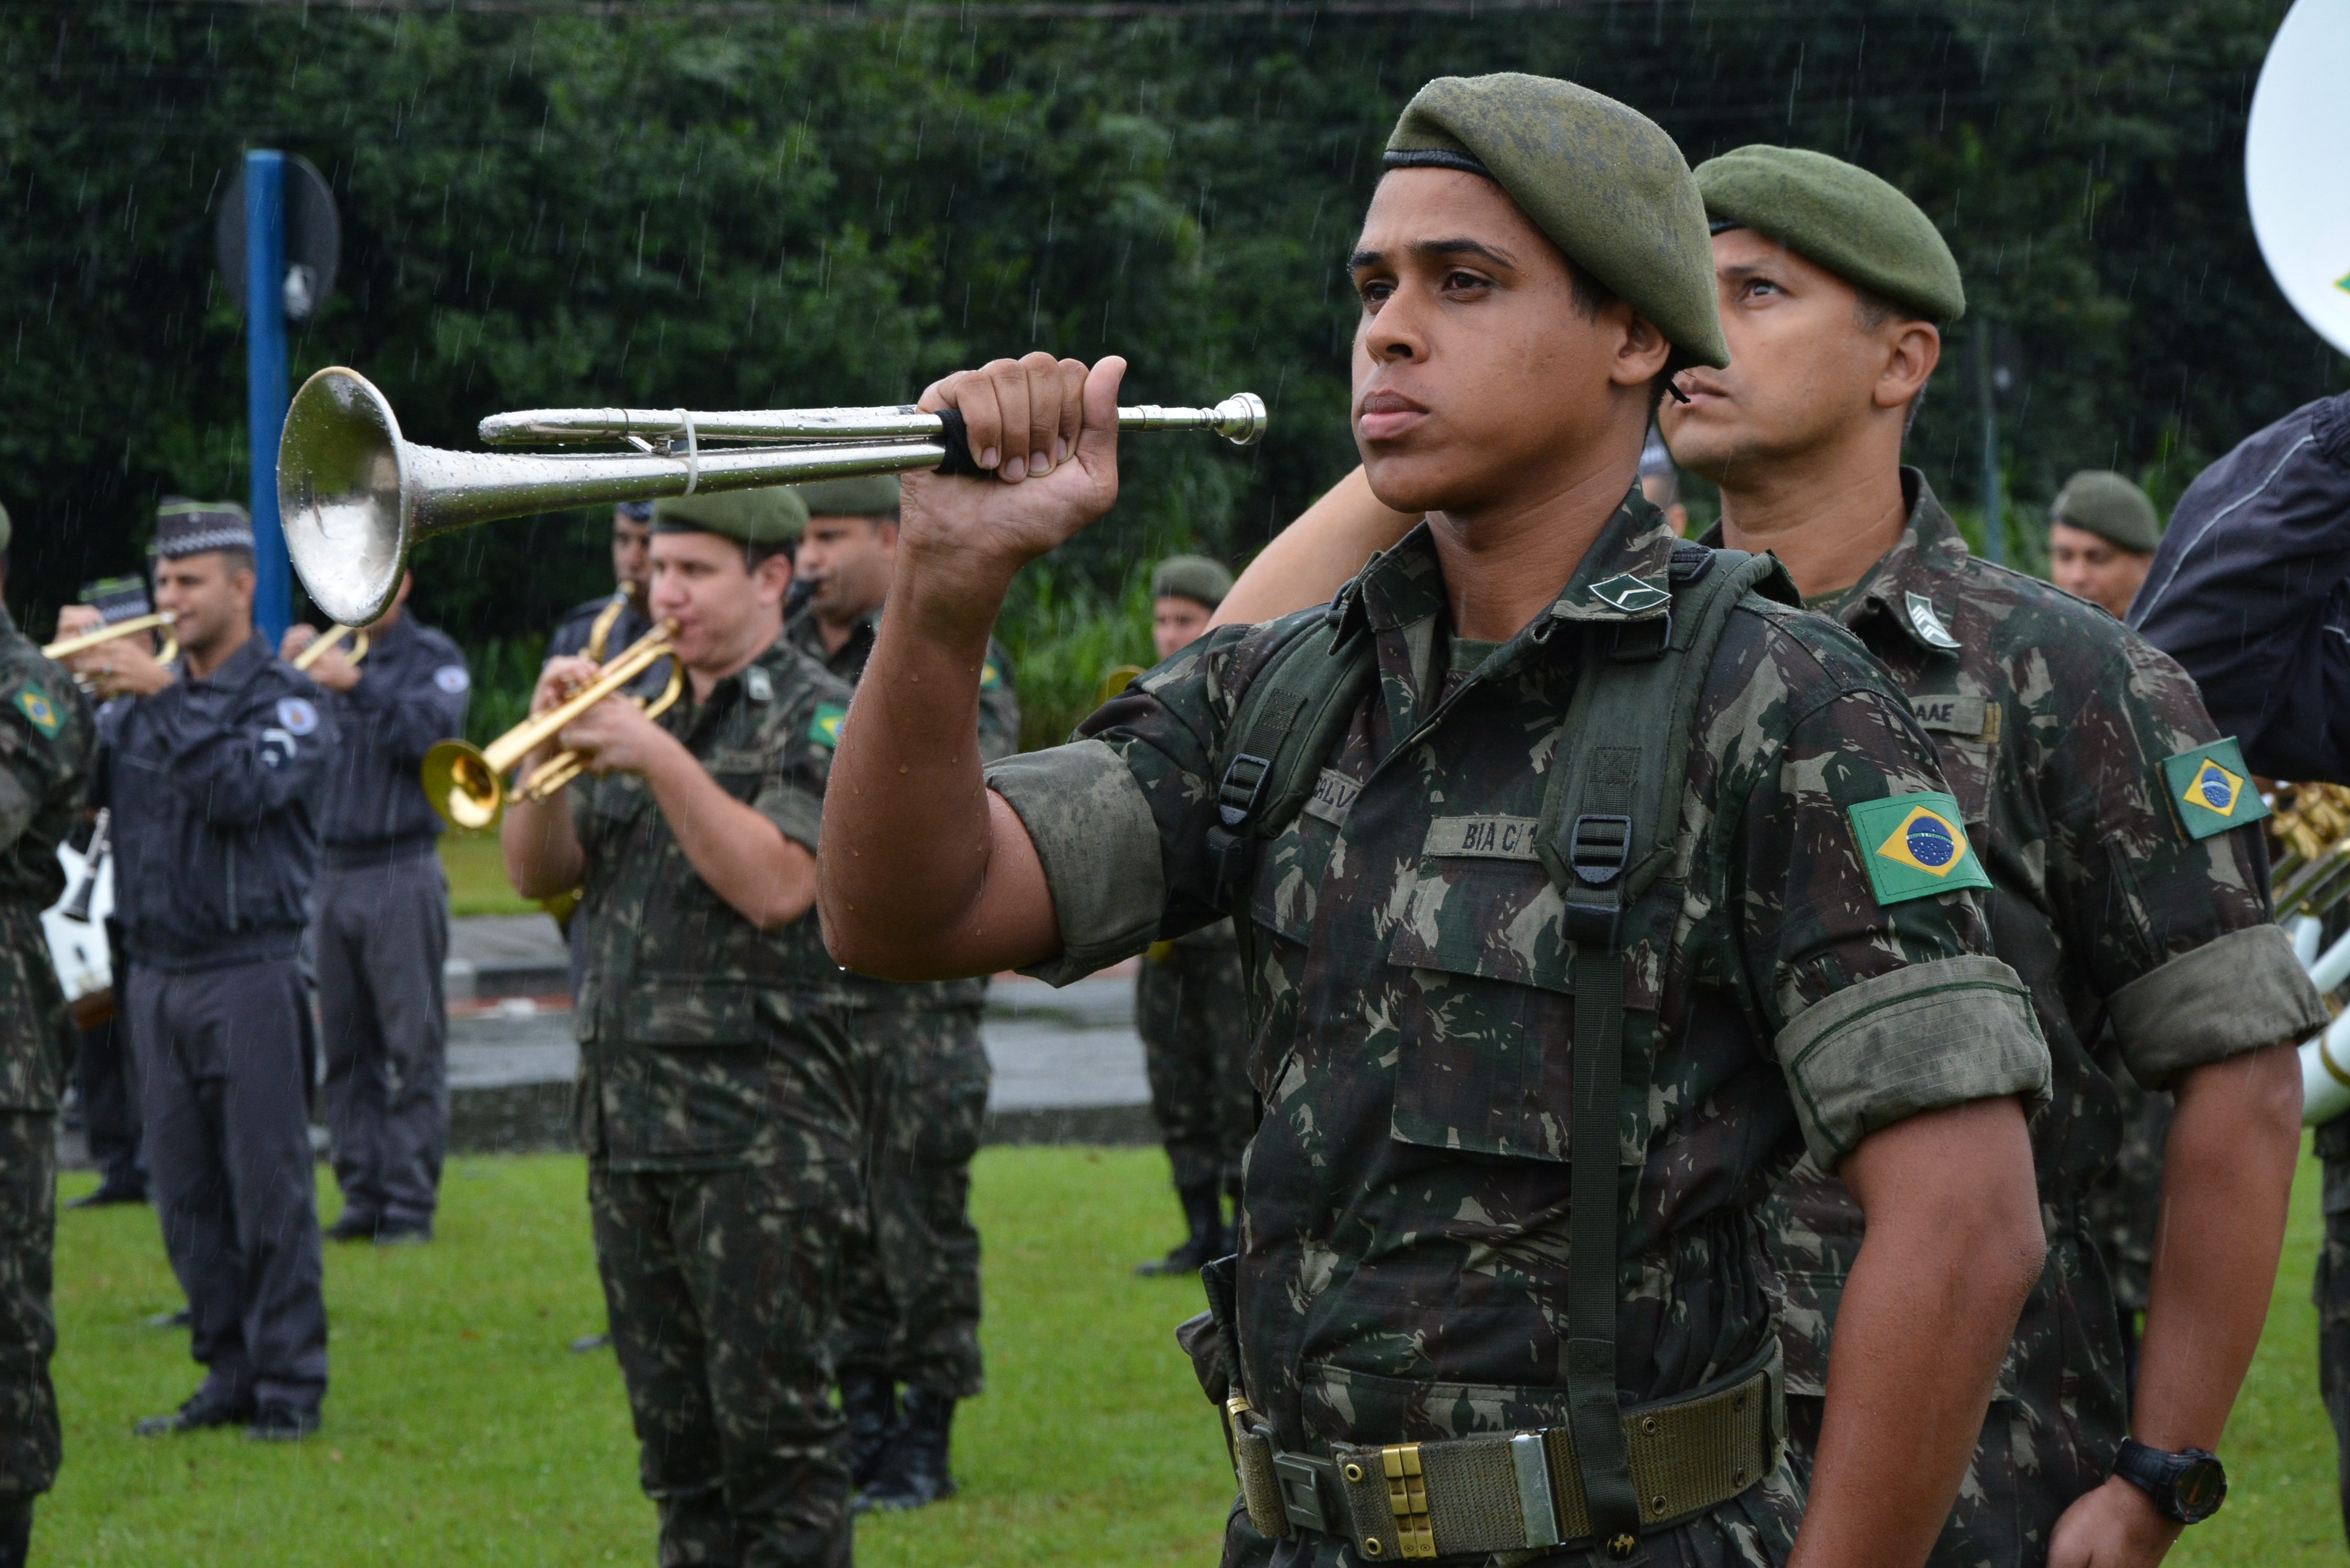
840, 1370, 900, 1490
0, 1503, 30, 1568
1136, 1181, 1227, 1276
855, 1387, 958, 1513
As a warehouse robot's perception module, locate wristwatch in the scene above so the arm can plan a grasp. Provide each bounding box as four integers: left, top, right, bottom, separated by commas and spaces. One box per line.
2112, 1438, 2228, 1524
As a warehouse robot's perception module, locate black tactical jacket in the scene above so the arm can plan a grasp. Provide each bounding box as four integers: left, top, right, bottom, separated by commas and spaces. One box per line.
315, 613, 470, 867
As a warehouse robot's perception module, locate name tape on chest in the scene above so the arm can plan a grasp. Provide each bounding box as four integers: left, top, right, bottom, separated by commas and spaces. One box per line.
1300, 768, 1362, 828
2161, 737, 2268, 840
1908, 693, 1988, 737
13, 686, 60, 739
1847, 791, 1991, 905
1424, 814, 1540, 861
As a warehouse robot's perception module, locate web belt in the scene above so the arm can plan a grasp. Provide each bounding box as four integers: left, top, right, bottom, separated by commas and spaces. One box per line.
1228, 1344, 1782, 1561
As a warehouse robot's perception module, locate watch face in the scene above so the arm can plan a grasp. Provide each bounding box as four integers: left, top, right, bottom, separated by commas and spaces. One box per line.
2172, 1455, 2228, 1523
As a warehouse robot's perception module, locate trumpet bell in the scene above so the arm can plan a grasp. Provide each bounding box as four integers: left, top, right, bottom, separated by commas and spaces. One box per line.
281, 367, 411, 629
421, 737, 506, 832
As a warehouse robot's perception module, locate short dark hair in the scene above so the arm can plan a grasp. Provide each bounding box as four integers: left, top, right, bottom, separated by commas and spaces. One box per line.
1559, 261, 1689, 416
1848, 289, 1941, 440
742, 537, 793, 572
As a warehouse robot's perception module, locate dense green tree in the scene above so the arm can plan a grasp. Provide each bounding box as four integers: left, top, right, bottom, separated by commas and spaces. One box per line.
1, 0, 2337, 688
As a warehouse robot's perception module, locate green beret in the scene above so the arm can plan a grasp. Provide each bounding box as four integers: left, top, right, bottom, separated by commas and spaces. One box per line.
1695, 145, 1966, 324
651, 486, 808, 545
2050, 470, 2161, 555
1150, 555, 1233, 608
1385, 73, 1726, 368
794, 475, 902, 519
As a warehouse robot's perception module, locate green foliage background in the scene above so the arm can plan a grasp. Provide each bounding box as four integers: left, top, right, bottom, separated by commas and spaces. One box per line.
3, 0, 2342, 692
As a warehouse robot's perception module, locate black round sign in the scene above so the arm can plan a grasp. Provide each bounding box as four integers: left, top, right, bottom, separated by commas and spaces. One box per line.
214, 153, 340, 322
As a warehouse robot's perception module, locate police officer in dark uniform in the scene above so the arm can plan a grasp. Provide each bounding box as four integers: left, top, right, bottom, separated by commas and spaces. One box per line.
283, 570, 470, 1246
0, 501, 98, 1568
60, 499, 335, 1443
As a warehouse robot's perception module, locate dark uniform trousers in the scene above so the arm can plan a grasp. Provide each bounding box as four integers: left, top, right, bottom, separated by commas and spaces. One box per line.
316, 850, 451, 1231
1135, 924, 1253, 1200
129, 958, 328, 1412
74, 1011, 145, 1200
837, 1002, 989, 1400
592, 1159, 859, 1568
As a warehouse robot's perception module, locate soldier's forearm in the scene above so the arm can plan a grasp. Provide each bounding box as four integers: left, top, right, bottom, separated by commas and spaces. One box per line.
2134, 1042, 2301, 1451
1796, 1098, 2043, 1568
502, 790, 584, 900
1210, 465, 1416, 630
819, 557, 1058, 982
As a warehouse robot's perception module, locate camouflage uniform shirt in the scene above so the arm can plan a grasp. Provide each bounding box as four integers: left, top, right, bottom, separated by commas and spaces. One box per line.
985, 498, 2049, 1561
1747, 475, 2324, 1561
0, 606, 94, 1111
571, 632, 872, 1173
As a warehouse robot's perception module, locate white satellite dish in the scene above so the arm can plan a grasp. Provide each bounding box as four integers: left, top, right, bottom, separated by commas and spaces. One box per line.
2248, 0, 2350, 357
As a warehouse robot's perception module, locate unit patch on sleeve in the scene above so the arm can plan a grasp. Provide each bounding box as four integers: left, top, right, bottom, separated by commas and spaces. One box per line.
12, 687, 59, 738
1847, 791, 1992, 905
2160, 737, 2269, 840
808, 703, 847, 749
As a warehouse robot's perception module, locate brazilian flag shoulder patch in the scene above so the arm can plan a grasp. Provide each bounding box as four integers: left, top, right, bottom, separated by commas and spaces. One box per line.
13, 686, 60, 739
2161, 737, 2267, 840
1847, 791, 1991, 905
808, 702, 847, 750
980, 657, 1003, 691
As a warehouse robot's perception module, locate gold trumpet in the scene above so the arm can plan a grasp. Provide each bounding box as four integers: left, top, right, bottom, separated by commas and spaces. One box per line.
419, 621, 682, 831
279, 366, 1266, 626
43, 612, 177, 666
291, 623, 370, 672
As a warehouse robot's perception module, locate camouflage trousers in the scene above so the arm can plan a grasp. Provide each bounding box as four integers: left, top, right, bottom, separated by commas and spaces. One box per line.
1135, 936, 1253, 1196
0, 1111, 57, 1510
837, 1004, 988, 1399
590, 1159, 865, 1568
2315, 1130, 2350, 1547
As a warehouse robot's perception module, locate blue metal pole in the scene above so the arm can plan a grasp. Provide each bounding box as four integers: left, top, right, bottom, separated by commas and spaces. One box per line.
244, 149, 292, 643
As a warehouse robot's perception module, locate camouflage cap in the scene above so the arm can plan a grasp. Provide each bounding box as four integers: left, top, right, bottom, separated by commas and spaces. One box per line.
2051, 469, 2161, 555
1384, 73, 1727, 367
1150, 554, 1234, 608
651, 486, 809, 545
1696, 145, 1966, 324
794, 475, 902, 520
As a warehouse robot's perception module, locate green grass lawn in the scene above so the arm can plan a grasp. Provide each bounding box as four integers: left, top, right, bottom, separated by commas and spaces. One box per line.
439, 830, 538, 918
38, 1147, 1230, 1567
32, 1142, 2347, 1565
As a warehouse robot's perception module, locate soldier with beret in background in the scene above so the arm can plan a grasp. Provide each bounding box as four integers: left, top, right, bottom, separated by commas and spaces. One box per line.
502, 485, 876, 1565
2047, 470, 2162, 622
1132, 554, 1256, 1279
283, 570, 470, 1247
550, 499, 658, 674
0, 502, 97, 1568
823, 73, 2060, 1565
787, 474, 1015, 1513
1225, 138, 2315, 1565
56, 498, 338, 1444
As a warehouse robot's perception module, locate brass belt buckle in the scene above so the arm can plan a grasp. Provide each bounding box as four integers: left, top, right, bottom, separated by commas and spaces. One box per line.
1382, 1443, 1437, 1560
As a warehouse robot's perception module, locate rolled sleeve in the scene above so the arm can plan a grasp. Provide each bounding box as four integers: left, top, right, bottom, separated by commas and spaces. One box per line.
2108, 923, 2327, 1088
754, 777, 825, 856
985, 739, 1167, 986
1776, 954, 2050, 1172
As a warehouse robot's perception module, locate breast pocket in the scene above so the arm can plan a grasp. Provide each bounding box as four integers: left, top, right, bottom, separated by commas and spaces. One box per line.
1383, 827, 1577, 1162
1242, 790, 1350, 1098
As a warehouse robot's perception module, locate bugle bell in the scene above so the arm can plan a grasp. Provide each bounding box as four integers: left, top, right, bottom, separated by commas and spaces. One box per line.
419, 621, 681, 832
279, 366, 1266, 626
43, 612, 177, 667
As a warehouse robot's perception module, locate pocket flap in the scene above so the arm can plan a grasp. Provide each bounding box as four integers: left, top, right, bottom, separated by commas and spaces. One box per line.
620, 981, 760, 1045
1386, 854, 1573, 995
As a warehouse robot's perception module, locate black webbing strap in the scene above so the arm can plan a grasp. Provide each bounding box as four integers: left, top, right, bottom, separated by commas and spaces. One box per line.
1563, 750, 1644, 1563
